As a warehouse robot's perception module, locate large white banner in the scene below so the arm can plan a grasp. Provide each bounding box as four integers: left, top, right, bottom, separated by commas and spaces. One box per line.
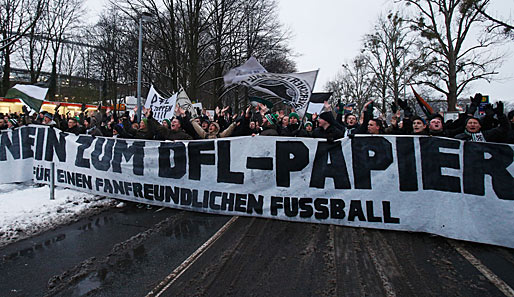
144, 85, 177, 122
1, 126, 513, 248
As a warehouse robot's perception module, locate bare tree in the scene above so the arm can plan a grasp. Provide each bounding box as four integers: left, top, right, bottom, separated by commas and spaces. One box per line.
404, 0, 503, 111
46, 0, 83, 100
0, 0, 47, 94
327, 55, 375, 114
464, 0, 514, 38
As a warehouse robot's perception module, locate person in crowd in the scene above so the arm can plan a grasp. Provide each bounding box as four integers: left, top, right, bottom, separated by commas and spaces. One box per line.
257, 113, 279, 136
507, 110, 514, 144
162, 119, 171, 129
312, 111, 345, 140
7, 118, 18, 129
63, 117, 81, 134
287, 112, 302, 136
278, 115, 292, 136
149, 115, 193, 141
353, 100, 385, 135
0, 118, 7, 130
411, 116, 428, 135
343, 114, 360, 137
426, 114, 443, 135
454, 102, 509, 142
297, 121, 313, 138
42, 113, 57, 127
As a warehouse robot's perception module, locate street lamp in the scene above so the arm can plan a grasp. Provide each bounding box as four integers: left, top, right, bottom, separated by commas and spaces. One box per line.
137, 12, 153, 123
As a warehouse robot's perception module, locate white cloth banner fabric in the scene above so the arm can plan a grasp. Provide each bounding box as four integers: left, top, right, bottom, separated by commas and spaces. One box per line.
175, 87, 197, 117
223, 56, 267, 86
1, 126, 514, 248
306, 102, 324, 115
144, 85, 177, 122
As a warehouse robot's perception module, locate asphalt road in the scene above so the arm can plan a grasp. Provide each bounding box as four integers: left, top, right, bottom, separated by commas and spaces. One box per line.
1, 206, 513, 297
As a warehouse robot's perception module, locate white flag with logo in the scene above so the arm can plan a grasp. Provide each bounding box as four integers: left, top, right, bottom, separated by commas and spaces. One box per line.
224, 67, 318, 118
144, 85, 177, 121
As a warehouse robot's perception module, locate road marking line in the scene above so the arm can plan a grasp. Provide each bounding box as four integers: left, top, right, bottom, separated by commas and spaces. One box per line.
146, 216, 239, 297
450, 241, 514, 297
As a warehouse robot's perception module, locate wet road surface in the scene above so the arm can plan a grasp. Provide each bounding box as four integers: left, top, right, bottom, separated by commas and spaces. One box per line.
0, 206, 229, 297
1, 210, 513, 297
154, 218, 514, 297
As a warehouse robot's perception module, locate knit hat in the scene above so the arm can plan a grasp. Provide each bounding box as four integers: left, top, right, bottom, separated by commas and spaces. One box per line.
8, 118, 18, 127
44, 113, 53, 120
411, 115, 426, 125
465, 116, 482, 126
264, 113, 278, 125
304, 121, 313, 127
142, 118, 148, 126
428, 113, 444, 123
163, 119, 171, 127
318, 111, 334, 124
289, 112, 300, 120
114, 123, 124, 134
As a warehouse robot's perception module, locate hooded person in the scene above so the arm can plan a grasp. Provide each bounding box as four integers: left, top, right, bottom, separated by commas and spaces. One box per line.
312, 111, 345, 140
454, 102, 510, 142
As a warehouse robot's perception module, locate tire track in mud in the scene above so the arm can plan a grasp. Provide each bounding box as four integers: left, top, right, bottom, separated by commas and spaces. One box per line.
159, 218, 337, 297
44, 211, 229, 297
364, 230, 510, 297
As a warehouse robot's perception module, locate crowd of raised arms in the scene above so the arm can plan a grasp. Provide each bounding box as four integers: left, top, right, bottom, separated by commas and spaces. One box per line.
1, 93, 513, 144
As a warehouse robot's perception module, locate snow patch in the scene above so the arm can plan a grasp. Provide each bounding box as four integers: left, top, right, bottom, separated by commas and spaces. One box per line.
0, 183, 115, 247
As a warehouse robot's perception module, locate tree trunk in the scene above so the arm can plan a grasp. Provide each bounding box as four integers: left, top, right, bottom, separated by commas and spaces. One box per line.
1, 48, 11, 96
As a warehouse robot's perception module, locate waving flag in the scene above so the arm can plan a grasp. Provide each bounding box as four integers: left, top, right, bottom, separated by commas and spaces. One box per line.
144, 85, 177, 121
225, 58, 318, 117
306, 92, 333, 115
223, 57, 267, 86
5, 84, 48, 112
411, 86, 433, 117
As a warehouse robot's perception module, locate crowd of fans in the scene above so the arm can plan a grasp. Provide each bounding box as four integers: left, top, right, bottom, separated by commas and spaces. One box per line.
0, 93, 513, 145
1, 93, 512, 208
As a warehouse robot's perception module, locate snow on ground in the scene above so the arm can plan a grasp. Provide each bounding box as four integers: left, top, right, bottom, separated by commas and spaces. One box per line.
0, 182, 115, 248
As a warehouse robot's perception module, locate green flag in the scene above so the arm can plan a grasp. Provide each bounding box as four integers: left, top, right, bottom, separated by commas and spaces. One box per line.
5, 84, 48, 112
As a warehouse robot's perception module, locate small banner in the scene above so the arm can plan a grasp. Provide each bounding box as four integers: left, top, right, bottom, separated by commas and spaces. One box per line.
144, 85, 177, 122
1, 126, 513, 248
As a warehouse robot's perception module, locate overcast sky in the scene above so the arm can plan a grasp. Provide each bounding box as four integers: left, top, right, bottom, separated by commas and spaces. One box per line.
85, 0, 514, 102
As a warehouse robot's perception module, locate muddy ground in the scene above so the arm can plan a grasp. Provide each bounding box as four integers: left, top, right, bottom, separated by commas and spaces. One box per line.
1, 209, 513, 297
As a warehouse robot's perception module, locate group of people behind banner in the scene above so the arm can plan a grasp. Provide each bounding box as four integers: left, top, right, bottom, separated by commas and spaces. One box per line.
1, 93, 513, 145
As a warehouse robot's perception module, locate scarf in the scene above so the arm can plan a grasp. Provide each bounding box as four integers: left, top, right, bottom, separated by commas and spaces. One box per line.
465, 130, 486, 142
